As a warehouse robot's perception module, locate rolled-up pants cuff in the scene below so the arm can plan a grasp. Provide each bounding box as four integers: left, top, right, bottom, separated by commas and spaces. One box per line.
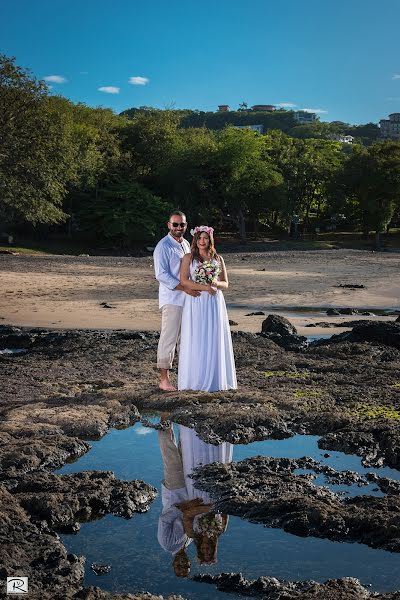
157, 304, 183, 370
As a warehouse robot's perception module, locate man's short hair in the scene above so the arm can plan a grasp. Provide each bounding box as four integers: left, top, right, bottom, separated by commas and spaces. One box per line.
169, 210, 186, 220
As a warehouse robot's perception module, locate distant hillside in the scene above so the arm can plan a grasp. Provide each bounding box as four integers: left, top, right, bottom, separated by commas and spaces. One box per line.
120, 107, 380, 145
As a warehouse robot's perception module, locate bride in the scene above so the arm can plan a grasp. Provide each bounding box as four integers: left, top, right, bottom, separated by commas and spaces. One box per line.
178, 225, 237, 392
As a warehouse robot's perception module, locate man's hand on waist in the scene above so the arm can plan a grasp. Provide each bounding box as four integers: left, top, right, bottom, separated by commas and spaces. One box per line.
174, 283, 200, 297
184, 288, 201, 297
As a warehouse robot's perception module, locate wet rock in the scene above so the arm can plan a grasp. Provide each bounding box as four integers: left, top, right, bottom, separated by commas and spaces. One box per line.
351, 322, 400, 349
313, 322, 400, 351
173, 400, 292, 445
339, 308, 359, 315
305, 322, 336, 328
326, 309, 340, 315
261, 315, 307, 352
245, 311, 265, 316
3, 400, 139, 440
0, 324, 35, 349
338, 284, 365, 289
91, 563, 112, 575
191, 456, 400, 552
307, 320, 376, 329
0, 428, 90, 479
0, 486, 85, 598
366, 473, 400, 495
74, 589, 186, 599
193, 572, 397, 599
262, 314, 297, 336
9, 471, 157, 531
318, 424, 400, 470
229, 319, 238, 326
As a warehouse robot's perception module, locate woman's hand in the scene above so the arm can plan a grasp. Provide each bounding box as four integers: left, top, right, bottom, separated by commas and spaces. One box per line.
208, 285, 217, 296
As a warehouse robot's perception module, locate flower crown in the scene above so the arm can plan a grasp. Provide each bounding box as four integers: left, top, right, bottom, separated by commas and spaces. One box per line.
190, 225, 214, 237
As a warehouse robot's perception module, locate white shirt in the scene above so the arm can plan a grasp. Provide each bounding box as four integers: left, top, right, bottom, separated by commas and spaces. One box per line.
153, 233, 191, 309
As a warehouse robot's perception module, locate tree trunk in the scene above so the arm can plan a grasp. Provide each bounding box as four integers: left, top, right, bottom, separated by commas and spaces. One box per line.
375, 230, 381, 250
253, 215, 259, 237
237, 209, 246, 241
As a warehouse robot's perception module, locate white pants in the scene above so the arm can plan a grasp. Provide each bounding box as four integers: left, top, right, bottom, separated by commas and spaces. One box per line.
157, 304, 183, 369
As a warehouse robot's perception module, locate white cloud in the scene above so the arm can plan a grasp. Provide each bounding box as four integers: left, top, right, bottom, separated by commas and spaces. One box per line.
129, 76, 150, 86
98, 86, 120, 94
47, 85, 53, 90
300, 107, 328, 114
392, 74, 400, 80
277, 102, 296, 108
44, 75, 67, 83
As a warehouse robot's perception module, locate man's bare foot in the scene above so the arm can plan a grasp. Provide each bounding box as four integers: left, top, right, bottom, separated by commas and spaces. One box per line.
159, 381, 177, 392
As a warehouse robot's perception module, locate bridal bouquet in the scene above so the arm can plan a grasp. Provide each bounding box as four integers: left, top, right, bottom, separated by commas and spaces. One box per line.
194, 512, 224, 538
193, 259, 220, 285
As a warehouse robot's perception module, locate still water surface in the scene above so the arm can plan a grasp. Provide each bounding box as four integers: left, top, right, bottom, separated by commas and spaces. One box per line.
57, 420, 400, 599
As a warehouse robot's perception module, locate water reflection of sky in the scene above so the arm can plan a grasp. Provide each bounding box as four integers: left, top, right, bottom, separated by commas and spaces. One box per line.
56, 421, 400, 598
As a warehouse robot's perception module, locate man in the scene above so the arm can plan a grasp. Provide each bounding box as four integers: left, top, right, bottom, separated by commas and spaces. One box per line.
153, 210, 199, 391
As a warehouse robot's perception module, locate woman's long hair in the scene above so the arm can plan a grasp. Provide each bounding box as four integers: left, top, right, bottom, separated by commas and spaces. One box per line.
190, 231, 217, 263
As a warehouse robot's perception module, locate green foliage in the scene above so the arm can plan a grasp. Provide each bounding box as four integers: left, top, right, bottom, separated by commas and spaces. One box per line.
77, 179, 170, 244
336, 141, 400, 243
0, 55, 68, 225
1, 55, 396, 247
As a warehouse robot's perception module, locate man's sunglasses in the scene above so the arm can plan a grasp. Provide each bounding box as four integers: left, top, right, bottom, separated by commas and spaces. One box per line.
170, 222, 187, 228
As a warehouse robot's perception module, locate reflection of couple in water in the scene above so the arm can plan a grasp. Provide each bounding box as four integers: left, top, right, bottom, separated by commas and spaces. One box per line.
157, 420, 233, 576
154, 212, 236, 573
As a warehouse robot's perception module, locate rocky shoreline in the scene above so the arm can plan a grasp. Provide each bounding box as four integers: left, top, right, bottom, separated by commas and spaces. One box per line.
1, 318, 400, 599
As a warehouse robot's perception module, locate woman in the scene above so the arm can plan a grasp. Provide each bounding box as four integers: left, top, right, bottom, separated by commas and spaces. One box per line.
157, 421, 232, 574
178, 225, 237, 392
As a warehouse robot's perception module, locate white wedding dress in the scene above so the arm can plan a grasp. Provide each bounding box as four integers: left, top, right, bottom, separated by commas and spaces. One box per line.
178, 259, 237, 392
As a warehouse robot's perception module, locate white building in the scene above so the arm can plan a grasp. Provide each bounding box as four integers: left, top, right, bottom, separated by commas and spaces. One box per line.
330, 134, 354, 144
294, 110, 318, 123
379, 113, 400, 139
235, 124, 264, 134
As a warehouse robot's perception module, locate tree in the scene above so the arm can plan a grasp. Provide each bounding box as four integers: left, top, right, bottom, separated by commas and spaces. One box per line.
338, 142, 400, 248
0, 55, 68, 226
265, 130, 344, 231
215, 128, 283, 239
77, 179, 170, 245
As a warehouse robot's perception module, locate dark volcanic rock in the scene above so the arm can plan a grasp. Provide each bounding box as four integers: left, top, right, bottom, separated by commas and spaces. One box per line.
7, 471, 157, 531
0, 428, 90, 479
339, 308, 359, 315
262, 314, 297, 336
74, 589, 186, 599
309, 321, 400, 351
327, 309, 340, 315
191, 456, 400, 552
261, 314, 307, 351
318, 424, 400, 469
193, 572, 400, 599
351, 321, 400, 349
0, 486, 85, 598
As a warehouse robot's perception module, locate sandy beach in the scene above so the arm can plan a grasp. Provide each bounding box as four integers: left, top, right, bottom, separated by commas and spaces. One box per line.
0, 248, 399, 336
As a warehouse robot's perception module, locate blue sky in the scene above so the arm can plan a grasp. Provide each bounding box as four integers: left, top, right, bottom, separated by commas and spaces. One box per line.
2, 0, 400, 124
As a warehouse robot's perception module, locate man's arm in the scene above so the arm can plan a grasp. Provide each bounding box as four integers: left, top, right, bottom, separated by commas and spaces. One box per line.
153, 244, 181, 290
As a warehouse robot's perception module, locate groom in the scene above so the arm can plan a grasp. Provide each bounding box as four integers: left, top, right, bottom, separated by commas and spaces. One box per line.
153, 210, 199, 391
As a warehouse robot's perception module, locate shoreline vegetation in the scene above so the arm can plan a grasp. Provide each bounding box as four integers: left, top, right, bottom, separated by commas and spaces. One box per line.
2, 54, 400, 257
1, 230, 400, 257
